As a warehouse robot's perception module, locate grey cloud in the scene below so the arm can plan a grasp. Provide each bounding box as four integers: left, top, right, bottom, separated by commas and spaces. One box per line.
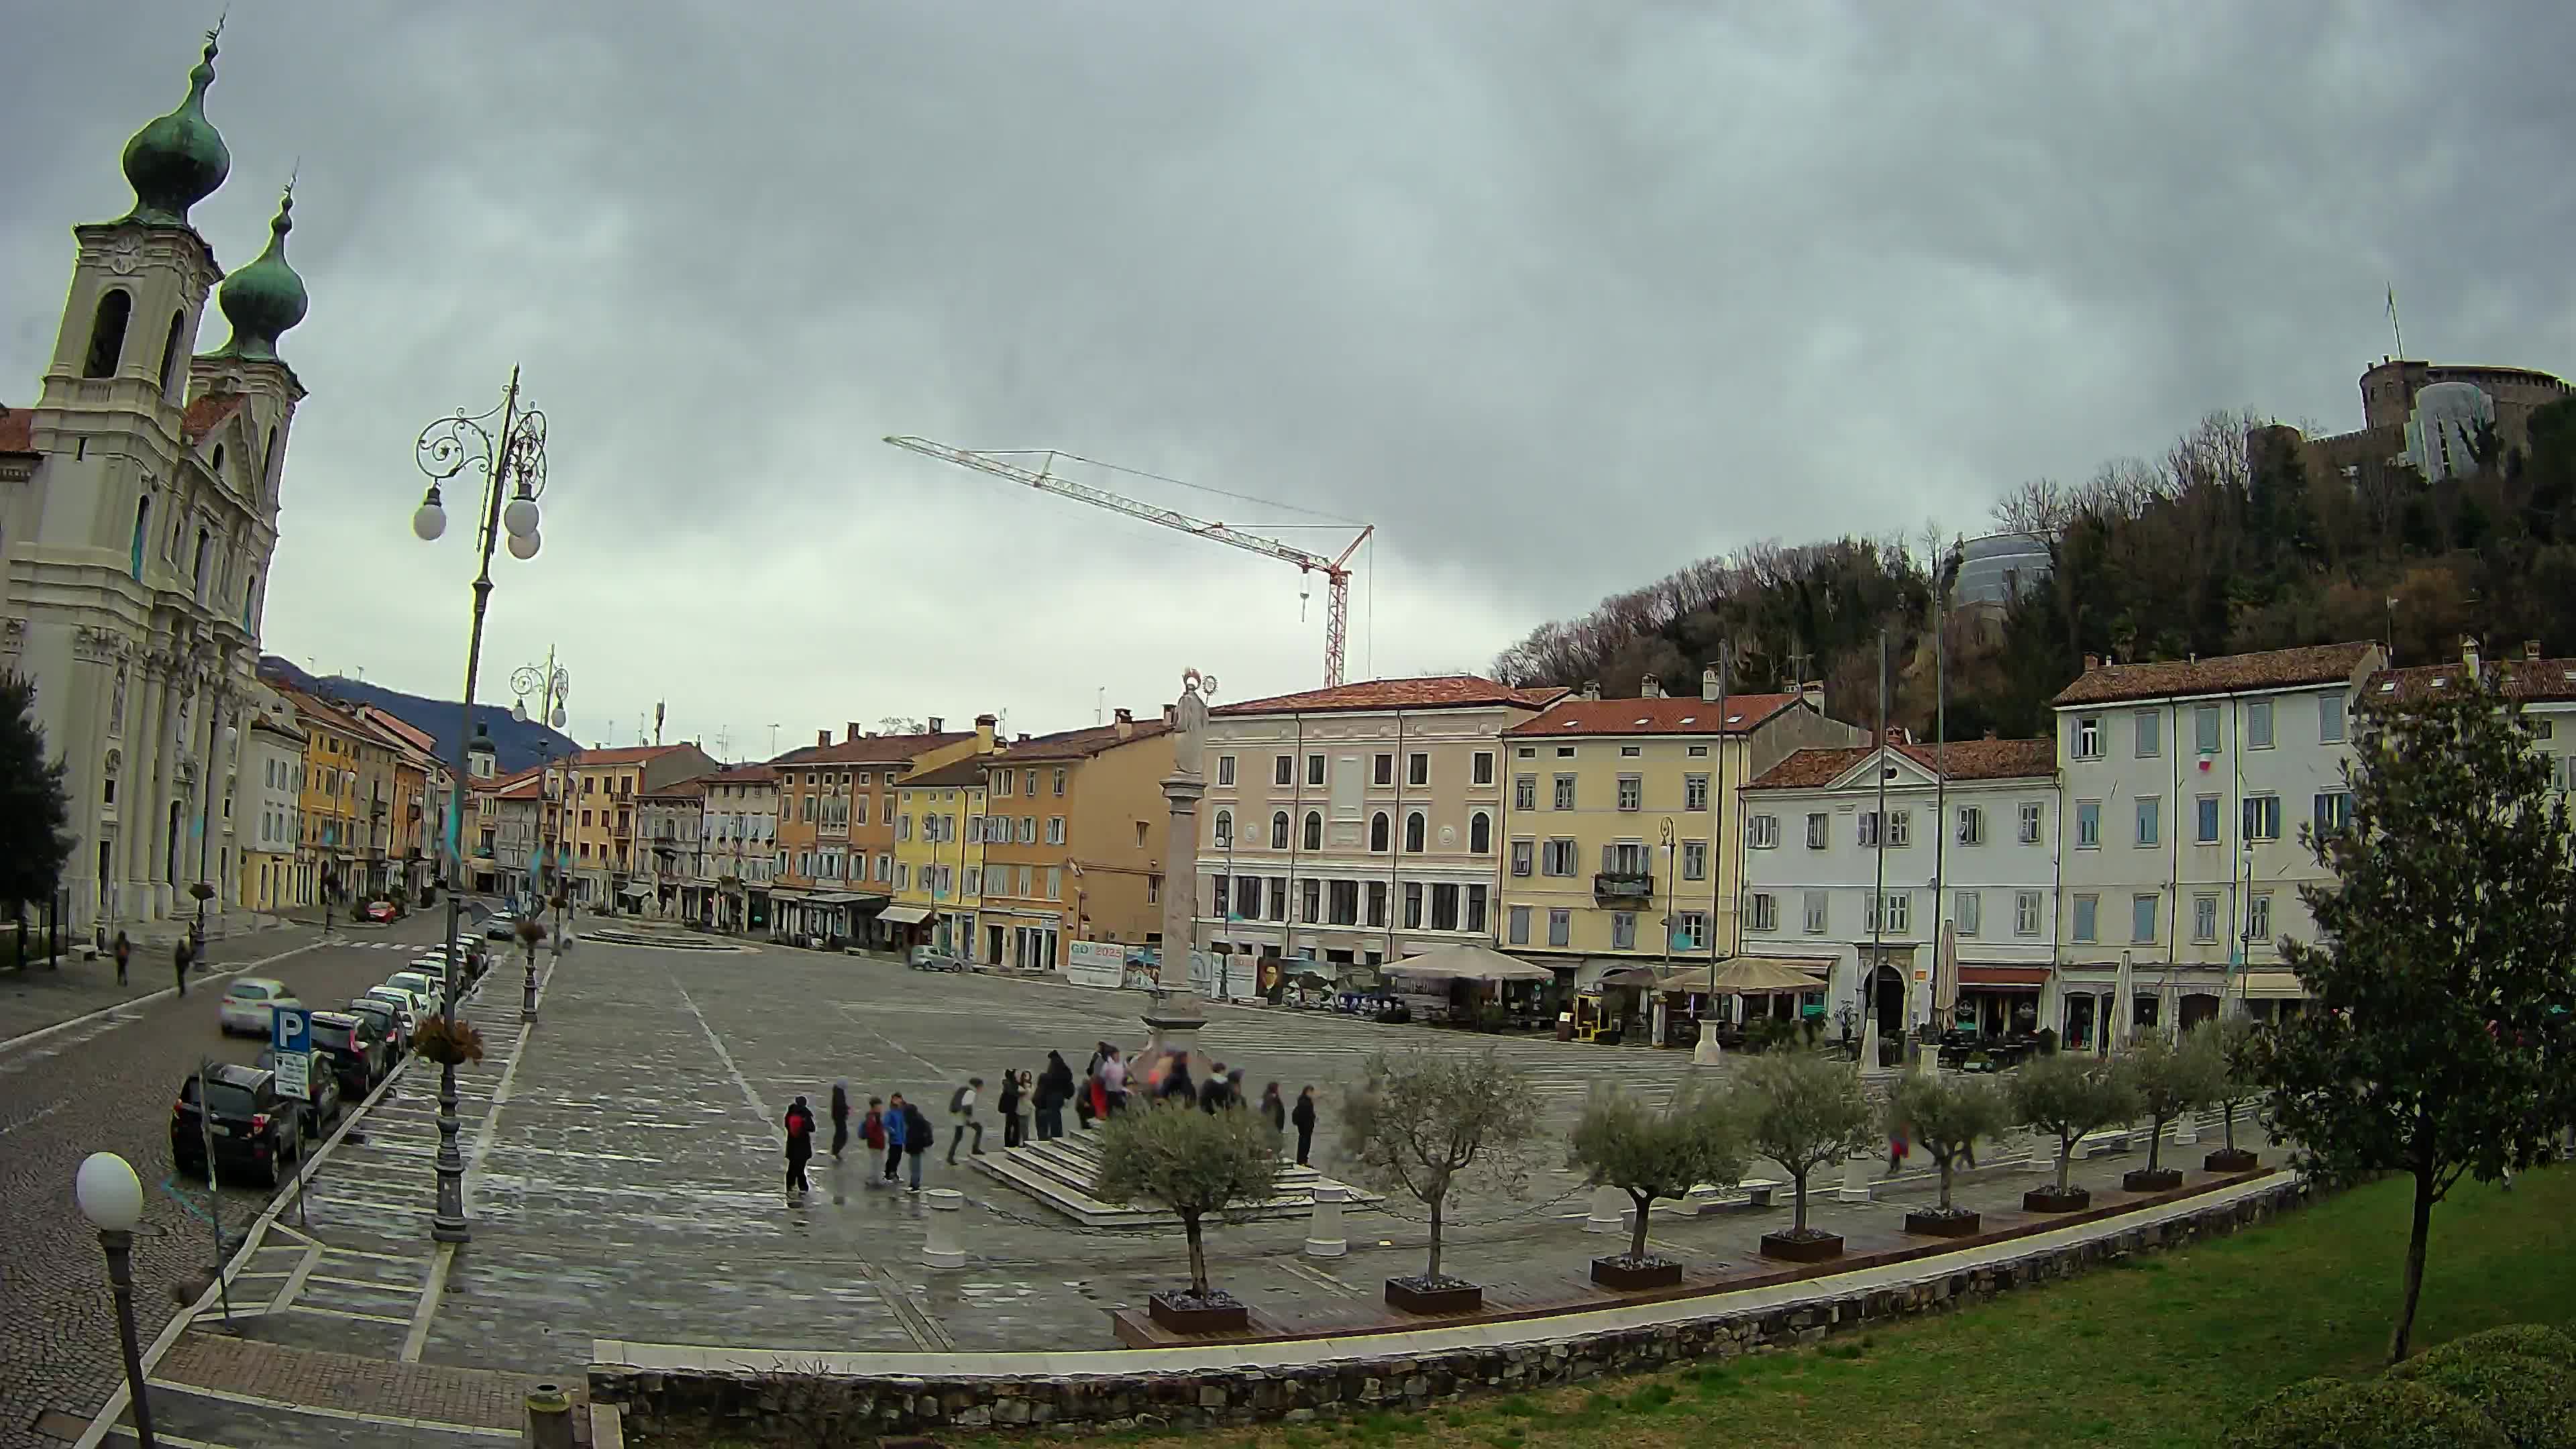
9, 2, 2574, 747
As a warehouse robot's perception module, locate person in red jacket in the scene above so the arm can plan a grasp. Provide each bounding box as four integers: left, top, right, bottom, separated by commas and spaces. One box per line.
783, 1095, 816, 1196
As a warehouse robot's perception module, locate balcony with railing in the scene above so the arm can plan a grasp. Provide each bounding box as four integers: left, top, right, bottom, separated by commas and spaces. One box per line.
1593, 871, 1655, 904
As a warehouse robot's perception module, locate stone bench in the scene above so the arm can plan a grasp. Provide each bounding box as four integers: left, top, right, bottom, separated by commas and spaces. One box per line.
2076, 1128, 2136, 1159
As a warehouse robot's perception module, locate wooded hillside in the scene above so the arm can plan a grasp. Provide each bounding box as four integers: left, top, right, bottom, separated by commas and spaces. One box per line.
1491, 397, 2576, 741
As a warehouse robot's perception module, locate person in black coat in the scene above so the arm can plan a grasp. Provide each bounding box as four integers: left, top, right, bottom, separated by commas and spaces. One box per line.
783, 1096, 816, 1195
1037, 1051, 1075, 1140
830, 1082, 852, 1159
998, 1069, 1024, 1148
1291, 1085, 1318, 1166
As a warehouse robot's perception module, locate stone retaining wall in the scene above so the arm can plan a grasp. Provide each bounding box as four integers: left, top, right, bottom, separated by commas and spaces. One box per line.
592, 1179, 2309, 1444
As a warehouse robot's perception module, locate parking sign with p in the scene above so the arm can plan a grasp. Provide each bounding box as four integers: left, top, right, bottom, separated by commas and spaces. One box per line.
273, 1005, 311, 1055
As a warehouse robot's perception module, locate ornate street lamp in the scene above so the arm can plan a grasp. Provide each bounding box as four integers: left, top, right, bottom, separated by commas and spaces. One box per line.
411, 368, 549, 1244
76, 1152, 156, 1448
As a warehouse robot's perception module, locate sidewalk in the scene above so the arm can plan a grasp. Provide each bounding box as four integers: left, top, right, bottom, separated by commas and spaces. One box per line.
0, 917, 323, 1045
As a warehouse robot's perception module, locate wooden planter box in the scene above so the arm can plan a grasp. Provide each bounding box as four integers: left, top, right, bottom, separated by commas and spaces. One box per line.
1384, 1278, 1484, 1315
1904, 1208, 1982, 1238
1146, 1292, 1249, 1335
2122, 1167, 2184, 1193
1589, 1256, 1684, 1291
1760, 1230, 1845, 1263
2204, 1148, 2260, 1173
2023, 1185, 2092, 1214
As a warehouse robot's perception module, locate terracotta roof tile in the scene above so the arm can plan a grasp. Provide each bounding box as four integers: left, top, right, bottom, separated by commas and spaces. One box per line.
2049, 643, 2380, 707
1749, 737, 2055, 790
1503, 693, 1804, 738
1212, 676, 1566, 717
2371, 657, 2576, 705
640, 777, 710, 800
0, 405, 34, 455
768, 731, 973, 767
571, 744, 692, 767
998, 718, 1173, 762
181, 392, 246, 443
897, 755, 995, 790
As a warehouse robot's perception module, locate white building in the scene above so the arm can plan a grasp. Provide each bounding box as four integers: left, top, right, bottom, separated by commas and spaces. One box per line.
237, 684, 304, 914
698, 763, 778, 932
1192, 677, 1563, 976
2049, 642, 2383, 1044
0, 33, 309, 939
1741, 737, 2060, 1042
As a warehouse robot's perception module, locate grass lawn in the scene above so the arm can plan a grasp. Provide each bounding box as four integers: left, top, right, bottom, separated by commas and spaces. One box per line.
962, 1165, 2575, 1449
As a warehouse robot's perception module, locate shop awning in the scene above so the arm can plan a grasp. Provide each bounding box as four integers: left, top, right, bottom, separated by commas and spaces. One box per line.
1958, 965, 2051, 987
810, 892, 887, 907
1387, 943, 1555, 983
2237, 971, 2308, 1000
617, 883, 651, 898
879, 904, 933, 925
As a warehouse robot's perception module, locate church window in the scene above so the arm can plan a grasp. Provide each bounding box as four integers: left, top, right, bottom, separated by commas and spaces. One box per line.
211, 444, 225, 480
83, 290, 131, 378
158, 310, 187, 396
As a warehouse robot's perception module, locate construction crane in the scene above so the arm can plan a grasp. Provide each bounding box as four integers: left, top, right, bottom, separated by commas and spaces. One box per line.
883, 436, 1375, 687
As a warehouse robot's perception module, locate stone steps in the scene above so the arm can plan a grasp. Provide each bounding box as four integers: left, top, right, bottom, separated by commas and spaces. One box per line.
971, 1126, 1379, 1228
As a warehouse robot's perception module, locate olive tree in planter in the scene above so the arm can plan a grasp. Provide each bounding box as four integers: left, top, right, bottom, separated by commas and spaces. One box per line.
1340, 1047, 1542, 1314
1568, 1083, 1745, 1290
1095, 1097, 1285, 1334
2200, 1018, 2266, 1173
1890, 1071, 2011, 1238
2121, 1029, 2222, 1191
2007, 1050, 2139, 1213
1732, 1051, 1876, 1261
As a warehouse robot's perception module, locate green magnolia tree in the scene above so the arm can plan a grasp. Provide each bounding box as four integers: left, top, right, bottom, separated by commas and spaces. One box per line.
2008, 1051, 2141, 1195
2261, 676, 2576, 1364
2125, 1030, 2222, 1175
1568, 1084, 1746, 1265
1095, 1097, 1286, 1301
1890, 1071, 2012, 1215
1732, 1051, 1878, 1235
1340, 1048, 1542, 1285
0, 673, 74, 959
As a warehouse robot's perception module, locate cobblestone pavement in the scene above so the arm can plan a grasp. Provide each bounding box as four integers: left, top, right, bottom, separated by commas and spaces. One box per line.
101, 927, 2290, 1449
0, 908, 486, 1449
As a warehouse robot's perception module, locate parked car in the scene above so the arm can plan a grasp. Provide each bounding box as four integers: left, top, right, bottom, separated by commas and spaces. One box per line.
170, 1063, 301, 1187
342, 998, 408, 1069
255, 1045, 343, 1139
386, 970, 447, 1015
360, 986, 423, 1046
307, 1010, 391, 1096
217, 977, 302, 1037
484, 912, 519, 941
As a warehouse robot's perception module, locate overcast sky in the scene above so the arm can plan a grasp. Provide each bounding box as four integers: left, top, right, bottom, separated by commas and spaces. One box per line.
9, 3, 2575, 758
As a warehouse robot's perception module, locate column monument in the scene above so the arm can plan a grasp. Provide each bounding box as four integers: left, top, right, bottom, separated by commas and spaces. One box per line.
1144, 668, 1215, 1060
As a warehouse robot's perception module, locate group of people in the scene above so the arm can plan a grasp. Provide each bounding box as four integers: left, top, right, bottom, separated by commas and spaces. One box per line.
771, 1040, 1328, 1197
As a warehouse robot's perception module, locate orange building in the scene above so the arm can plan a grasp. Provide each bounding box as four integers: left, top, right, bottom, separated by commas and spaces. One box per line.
768, 717, 990, 946
975, 708, 1173, 971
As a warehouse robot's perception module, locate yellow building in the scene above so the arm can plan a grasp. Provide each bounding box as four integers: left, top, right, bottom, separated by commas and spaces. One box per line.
975, 710, 1175, 970
276, 686, 373, 904
563, 743, 716, 911
1495, 677, 1861, 989
890, 755, 991, 957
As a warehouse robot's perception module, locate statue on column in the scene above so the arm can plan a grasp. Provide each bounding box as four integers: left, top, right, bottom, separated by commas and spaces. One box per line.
1172, 668, 1214, 778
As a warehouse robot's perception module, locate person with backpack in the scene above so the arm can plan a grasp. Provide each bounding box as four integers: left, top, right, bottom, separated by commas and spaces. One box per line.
898, 1096, 934, 1191
882, 1091, 912, 1185
1036, 1051, 1074, 1140
860, 1096, 888, 1187
947, 1077, 986, 1164
782, 1095, 816, 1196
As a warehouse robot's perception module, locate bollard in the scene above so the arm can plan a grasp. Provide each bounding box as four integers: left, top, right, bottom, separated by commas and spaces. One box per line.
1835, 1150, 1875, 1204
922, 1187, 965, 1268
1583, 1185, 1625, 1234
1303, 1183, 1348, 1257
525, 1382, 576, 1449
2173, 1110, 2199, 1147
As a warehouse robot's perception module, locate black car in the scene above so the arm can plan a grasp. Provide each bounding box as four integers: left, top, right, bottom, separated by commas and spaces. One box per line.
343, 998, 408, 1069
255, 1046, 343, 1141
171, 1063, 301, 1187
307, 1010, 391, 1097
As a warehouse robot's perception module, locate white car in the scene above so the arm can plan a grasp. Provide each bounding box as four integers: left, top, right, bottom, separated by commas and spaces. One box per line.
372, 980, 435, 1020
386, 970, 447, 1009
218, 977, 302, 1036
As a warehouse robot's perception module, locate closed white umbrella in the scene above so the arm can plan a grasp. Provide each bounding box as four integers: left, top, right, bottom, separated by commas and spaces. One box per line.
1933, 920, 1962, 1018
2112, 950, 2135, 1051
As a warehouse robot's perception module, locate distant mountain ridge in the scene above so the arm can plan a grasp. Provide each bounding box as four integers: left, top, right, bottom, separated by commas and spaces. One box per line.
257, 655, 578, 776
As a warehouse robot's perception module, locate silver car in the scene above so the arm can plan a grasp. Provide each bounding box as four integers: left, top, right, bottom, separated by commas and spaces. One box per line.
217, 977, 301, 1036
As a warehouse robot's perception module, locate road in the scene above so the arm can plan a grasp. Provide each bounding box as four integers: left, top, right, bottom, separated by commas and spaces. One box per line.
0, 907, 486, 1449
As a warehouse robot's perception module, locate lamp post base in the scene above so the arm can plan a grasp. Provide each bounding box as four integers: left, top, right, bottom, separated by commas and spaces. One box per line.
97, 1228, 157, 1448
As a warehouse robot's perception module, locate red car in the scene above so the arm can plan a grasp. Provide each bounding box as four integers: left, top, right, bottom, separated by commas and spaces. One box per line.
360, 899, 400, 923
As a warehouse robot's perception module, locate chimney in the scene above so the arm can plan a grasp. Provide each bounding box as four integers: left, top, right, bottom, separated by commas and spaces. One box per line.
1701, 667, 1721, 703
816, 729, 830, 747
847, 721, 862, 743
1640, 676, 1664, 699
2462, 636, 2481, 675
1114, 706, 1134, 739
1579, 681, 1601, 702
926, 716, 945, 733
2525, 639, 2542, 661
974, 713, 997, 751
2083, 653, 2100, 672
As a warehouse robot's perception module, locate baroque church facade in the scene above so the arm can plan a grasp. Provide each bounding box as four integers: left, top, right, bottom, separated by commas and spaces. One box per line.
0, 29, 311, 938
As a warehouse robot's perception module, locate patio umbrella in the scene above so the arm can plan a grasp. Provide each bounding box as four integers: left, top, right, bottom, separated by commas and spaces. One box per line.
2112, 951, 2135, 1051
1595, 965, 1668, 989
1387, 943, 1555, 983
1702, 956, 1827, 994
2159, 971, 2180, 1041
1932, 920, 1961, 1018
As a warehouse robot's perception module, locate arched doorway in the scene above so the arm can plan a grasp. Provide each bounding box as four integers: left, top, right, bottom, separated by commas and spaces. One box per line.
1865, 956, 1910, 1040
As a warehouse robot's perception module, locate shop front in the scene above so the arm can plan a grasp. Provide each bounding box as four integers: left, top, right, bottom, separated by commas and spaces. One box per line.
877, 903, 933, 952
1953, 964, 2049, 1038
